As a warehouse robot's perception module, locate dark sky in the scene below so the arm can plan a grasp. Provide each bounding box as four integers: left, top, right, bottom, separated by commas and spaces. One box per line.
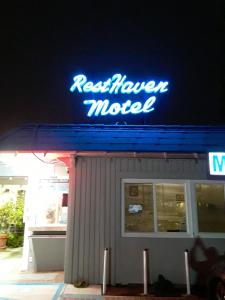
0, 1, 225, 133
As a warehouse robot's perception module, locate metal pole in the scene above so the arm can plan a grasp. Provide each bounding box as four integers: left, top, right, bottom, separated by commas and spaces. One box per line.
143, 249, 148, 295
102, 248, 108, 295
184, 249, 191, 295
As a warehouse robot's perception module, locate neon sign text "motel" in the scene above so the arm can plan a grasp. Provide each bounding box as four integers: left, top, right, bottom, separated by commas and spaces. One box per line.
209, 152, 225, 175
69, 74, 169, 117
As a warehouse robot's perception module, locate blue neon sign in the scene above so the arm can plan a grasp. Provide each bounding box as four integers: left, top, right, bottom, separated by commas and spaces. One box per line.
69, 73, 169, 117
209, 152, 225, 175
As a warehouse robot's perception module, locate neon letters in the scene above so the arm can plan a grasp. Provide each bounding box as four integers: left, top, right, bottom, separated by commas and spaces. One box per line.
209, 152, 225, 175
69, 73, 169, 117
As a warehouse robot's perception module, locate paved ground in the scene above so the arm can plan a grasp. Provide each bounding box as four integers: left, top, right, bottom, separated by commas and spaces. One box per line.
0, 249, 204, 299
0, 282, 65, 300
0, 247, 65, 299
0, 247, 23, 277
0, 247, 64, 282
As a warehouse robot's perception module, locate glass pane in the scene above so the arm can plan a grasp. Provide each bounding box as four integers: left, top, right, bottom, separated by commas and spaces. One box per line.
124, 183, 154, 232
195, 184, 225, 233
35, 178, 69, 225
156, 183, 186, 232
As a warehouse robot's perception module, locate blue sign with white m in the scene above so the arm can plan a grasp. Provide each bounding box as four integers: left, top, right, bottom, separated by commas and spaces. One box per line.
209, 152, 225, 175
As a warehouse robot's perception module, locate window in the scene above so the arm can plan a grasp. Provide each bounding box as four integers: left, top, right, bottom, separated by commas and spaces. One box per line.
195, 183, 225, 233
156, 183, 186, 232
124, 183, 154, 232
122, 180, 188, 237
35, 178, 69, 225
123, 179, 225, 238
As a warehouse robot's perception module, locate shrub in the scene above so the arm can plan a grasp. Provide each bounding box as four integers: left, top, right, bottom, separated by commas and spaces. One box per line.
0, 190, 25, 247
0, 201, 14, 233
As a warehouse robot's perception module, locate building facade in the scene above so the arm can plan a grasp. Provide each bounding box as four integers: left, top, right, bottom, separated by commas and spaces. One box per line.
0, 124, 225, 285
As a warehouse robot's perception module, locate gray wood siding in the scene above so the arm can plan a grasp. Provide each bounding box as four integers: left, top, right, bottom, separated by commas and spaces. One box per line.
65, 157, 225, 285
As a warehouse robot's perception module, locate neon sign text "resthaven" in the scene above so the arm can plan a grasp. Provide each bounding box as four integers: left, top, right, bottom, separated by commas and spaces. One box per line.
69, 74, 169, 117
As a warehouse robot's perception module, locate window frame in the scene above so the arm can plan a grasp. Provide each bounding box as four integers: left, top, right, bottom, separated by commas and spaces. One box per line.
191, 180, 225, 239
121, 178, 193, 238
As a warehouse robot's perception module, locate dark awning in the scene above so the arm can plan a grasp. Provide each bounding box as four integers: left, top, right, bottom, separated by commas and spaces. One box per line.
0, 123, 225, 153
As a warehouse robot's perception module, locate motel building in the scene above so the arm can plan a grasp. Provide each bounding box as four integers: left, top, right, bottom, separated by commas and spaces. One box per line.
0, 74, 225, 290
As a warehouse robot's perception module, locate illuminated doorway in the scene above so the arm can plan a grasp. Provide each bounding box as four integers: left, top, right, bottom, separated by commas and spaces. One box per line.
0, 153, 69, 280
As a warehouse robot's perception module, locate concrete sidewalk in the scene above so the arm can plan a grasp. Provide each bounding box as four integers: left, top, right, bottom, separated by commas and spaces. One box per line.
0, 282, 65, 299
61, 284, 102, 299
0, 250, 204, 300
0, 247, 65, 299
0, 247, 23, 278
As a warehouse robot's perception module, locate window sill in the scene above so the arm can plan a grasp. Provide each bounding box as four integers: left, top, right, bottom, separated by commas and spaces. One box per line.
122, 232, 193, 238
197, 233, 225, 239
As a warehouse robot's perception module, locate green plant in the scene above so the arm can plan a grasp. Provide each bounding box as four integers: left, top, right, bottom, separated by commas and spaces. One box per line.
0, 201, 14, 233
9, 190, 25, 232
7, 232, 24, 248
0, 190, 25, 247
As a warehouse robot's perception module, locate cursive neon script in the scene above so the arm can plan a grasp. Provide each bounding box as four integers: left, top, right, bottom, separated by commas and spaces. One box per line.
83, 97, 156, 117
69, 74, 169, 117
70, 74, 169, 94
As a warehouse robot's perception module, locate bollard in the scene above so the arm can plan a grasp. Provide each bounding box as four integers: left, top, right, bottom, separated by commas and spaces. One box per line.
143, 249, 148, 295
102, 248, 108, 295
184, 249, 191, 295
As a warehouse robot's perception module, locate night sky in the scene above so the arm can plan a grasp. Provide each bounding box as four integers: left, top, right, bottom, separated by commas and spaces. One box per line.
0, 1, 225, 134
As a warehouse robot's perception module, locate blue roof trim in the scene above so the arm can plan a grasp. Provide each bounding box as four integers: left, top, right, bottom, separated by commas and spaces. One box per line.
0, 123, 225, 152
